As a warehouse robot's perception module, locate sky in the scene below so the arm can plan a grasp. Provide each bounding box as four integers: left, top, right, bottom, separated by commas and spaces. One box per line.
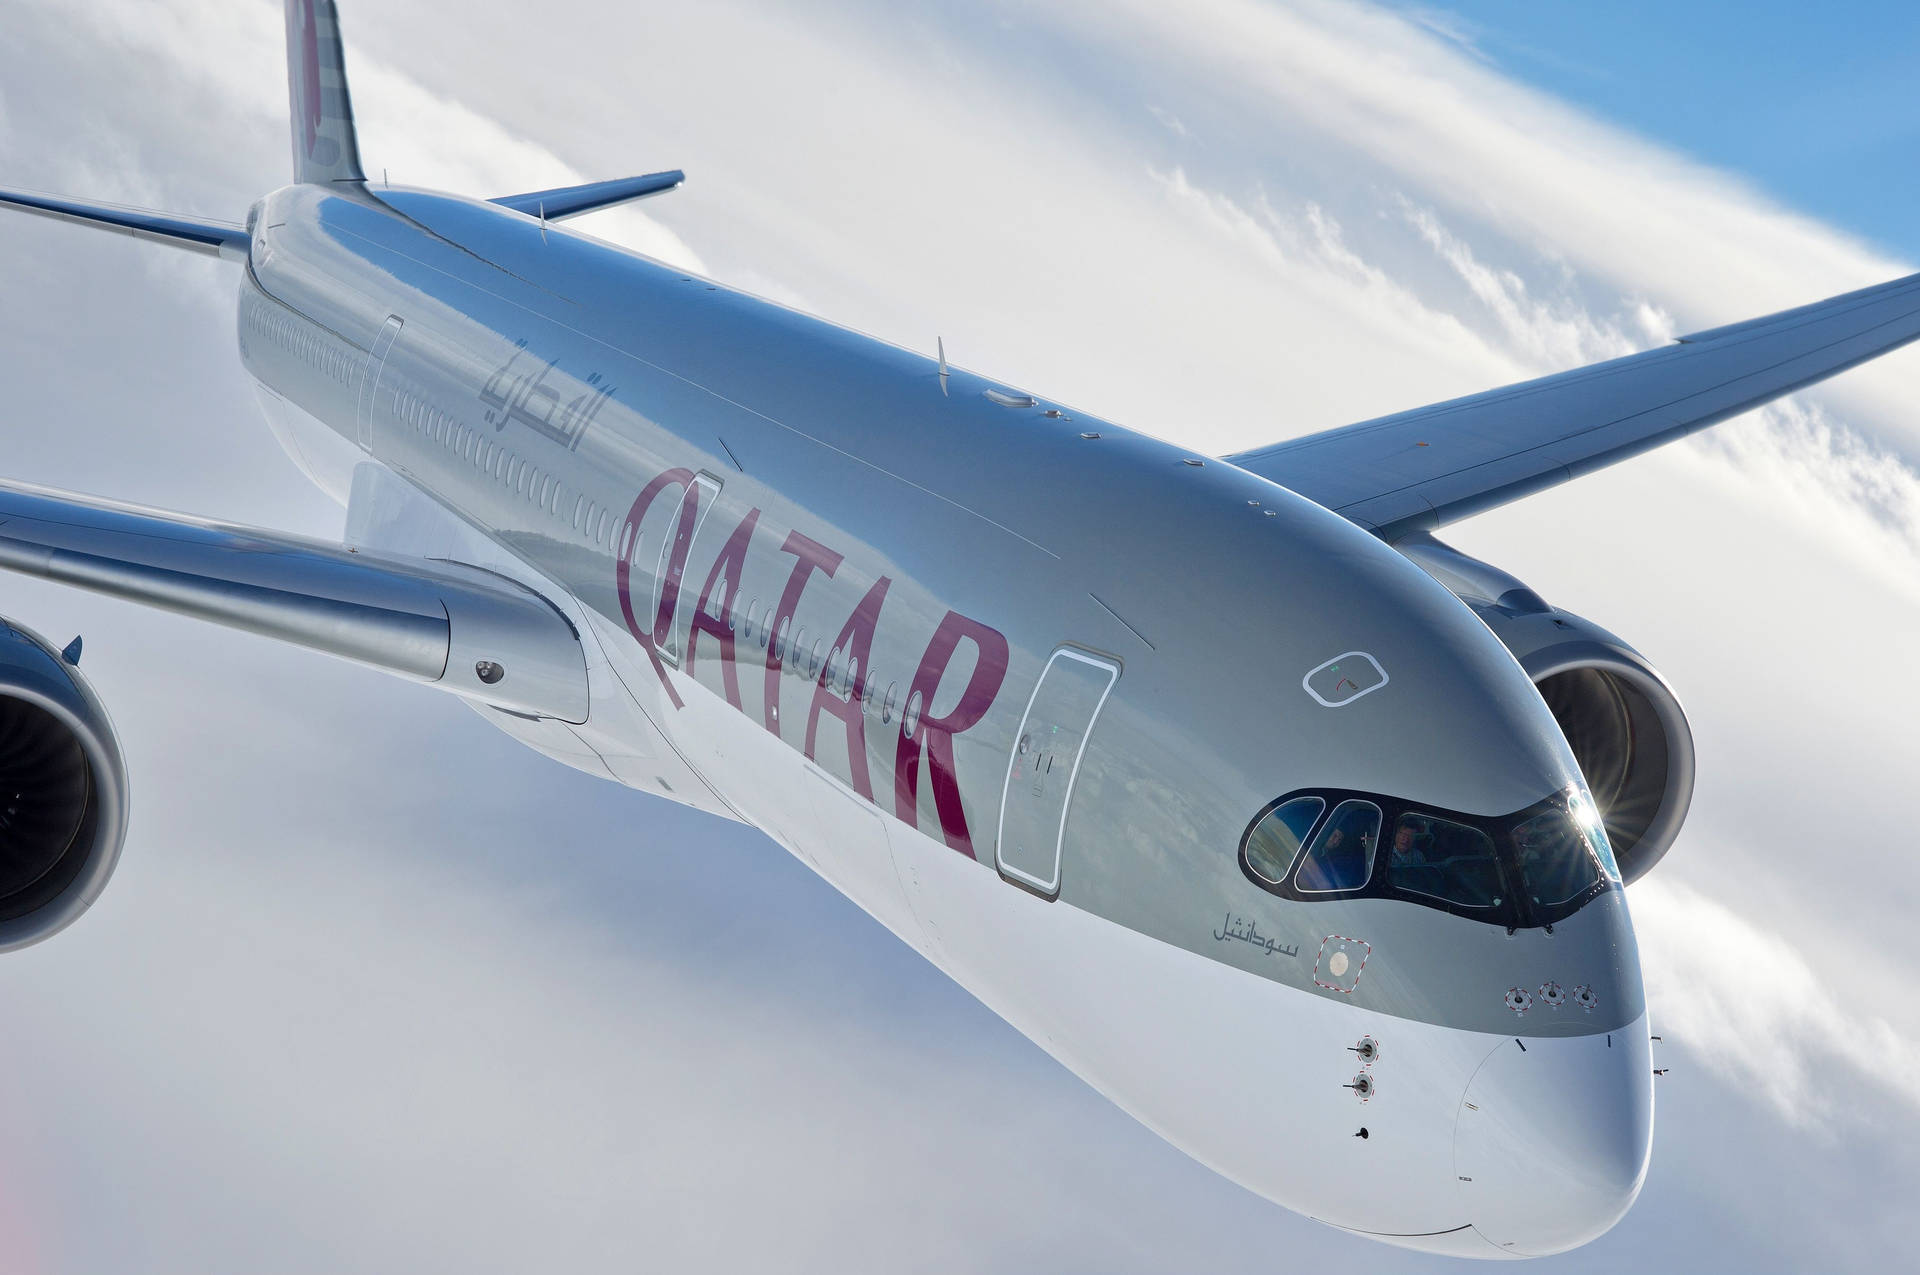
0, 0, 1916, 1270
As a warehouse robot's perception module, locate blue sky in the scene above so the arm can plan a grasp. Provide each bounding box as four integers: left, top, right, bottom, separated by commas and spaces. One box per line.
1, 1, 1919, 1270
1405, 2, 1920, 257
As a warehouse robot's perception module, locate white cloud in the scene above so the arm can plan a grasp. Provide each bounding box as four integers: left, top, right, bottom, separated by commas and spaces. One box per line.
3, 0, 1920, 1269
1633, 876, 1920, 1126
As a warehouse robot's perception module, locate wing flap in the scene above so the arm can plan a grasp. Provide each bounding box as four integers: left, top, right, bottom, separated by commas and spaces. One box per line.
1229, 269, 1920, 537
0, 480, 587, 722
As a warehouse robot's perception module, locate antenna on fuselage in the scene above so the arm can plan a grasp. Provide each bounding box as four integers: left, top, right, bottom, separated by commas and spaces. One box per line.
936, 337, 949, 396
538, 200, 547, 244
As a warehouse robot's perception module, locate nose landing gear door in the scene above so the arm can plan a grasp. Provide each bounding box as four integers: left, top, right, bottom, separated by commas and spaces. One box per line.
995, 647, 1119, 900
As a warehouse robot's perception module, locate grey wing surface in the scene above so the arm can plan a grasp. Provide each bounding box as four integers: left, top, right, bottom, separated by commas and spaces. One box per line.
0, 480, 586, 721
1226, 270, 1920, 539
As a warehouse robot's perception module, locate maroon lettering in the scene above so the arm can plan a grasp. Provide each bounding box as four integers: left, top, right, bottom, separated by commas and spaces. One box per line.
893, 611, 1011, 859
652, 482, 707, 648
615, 467, 695, 710
803, 576, 891, 801
685, 507, 760, 711
763, 532, 843, 735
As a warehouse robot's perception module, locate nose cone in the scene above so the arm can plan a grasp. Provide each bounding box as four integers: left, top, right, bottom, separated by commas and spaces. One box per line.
1454, 1020, 1654, 1256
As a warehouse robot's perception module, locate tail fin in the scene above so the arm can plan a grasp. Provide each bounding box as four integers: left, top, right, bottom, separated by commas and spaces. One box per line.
286, 0, 365, 184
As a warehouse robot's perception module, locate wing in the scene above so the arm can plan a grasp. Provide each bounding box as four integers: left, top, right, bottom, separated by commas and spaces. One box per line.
1226, 270, 1920, 539
0, 480, 587, 722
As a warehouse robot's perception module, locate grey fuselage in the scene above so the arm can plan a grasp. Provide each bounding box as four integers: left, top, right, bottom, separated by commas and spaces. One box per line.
238, 181, 1641, 1040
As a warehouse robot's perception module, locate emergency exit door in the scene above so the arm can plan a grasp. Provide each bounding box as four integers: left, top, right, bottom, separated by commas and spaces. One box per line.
995, 647, 1119, 898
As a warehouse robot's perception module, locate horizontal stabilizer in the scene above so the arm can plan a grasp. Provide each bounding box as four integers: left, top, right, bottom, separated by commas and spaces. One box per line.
0, 186, 248, 259
0, 480, 588, 722
490, 170, 684, 221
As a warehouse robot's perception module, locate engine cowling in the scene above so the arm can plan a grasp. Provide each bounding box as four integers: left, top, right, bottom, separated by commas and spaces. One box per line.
1397, 534, 1695, 884
0, 619, 127, 950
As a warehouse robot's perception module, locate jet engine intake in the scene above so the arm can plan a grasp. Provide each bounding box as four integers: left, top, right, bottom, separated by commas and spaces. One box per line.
1396, 534, 1694, 883
0, 619, 127, 950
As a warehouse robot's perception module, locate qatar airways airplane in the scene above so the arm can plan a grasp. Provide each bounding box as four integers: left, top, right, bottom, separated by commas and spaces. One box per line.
0, 2, 1914, 1258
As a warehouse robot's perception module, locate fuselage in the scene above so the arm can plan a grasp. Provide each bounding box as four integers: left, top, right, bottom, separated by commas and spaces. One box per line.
237, 181, 1652, 1257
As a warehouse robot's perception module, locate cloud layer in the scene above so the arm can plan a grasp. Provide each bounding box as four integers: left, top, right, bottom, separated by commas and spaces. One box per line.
1, 0, 1917, 1270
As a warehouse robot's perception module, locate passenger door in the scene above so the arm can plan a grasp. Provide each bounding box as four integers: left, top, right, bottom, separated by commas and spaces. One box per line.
357, 314, 403, 450
995, 646, 1119, 899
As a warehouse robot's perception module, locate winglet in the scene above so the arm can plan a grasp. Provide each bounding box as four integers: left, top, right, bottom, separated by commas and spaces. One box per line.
490, 171, 685, 221
285, 0, 366, 184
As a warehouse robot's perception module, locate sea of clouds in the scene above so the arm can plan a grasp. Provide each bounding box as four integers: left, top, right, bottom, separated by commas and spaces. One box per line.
0, 1, 1913, 1270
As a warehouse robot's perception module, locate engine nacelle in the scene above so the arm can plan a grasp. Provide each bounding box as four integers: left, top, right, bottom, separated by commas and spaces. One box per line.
1397, 534, 1695, 884
0, 619, 128, 950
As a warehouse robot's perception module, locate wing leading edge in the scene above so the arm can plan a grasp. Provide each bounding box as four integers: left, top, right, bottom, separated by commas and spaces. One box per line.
0, 481, 587, 722
1227, 269, 1920, 539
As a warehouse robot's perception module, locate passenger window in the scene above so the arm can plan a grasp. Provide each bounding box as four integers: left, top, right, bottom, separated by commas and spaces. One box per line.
1510, 810, 1602, 907
1293, 800, 1379, 892
1385, 813, 1504, 909
1243, 796, 1325, 884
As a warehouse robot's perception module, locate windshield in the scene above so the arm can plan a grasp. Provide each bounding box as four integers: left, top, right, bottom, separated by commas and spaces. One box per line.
1295, 800, 1379, 892
1244, 796, 1323, 883
1238, 785, 1613, 928
1383, 812, 1506, 911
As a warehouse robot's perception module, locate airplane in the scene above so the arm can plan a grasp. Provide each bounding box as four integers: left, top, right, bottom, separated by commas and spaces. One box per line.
0, 1, 1915, 1258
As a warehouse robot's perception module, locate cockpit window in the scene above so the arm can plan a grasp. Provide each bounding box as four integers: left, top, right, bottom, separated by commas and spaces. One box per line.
1236, 785, 1614, 929
1511, 810, 1603, 908
1293, 800, 1379, 893
1384, 813, 1504, 910
1243, 796, 1324, 884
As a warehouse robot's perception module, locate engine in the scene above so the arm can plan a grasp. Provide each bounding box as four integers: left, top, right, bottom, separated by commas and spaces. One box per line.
1397, 534, 1695, 884
0, 619, 127, 950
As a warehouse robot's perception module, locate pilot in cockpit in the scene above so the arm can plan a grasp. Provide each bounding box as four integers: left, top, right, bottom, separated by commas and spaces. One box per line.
1389, 819, 1428, 866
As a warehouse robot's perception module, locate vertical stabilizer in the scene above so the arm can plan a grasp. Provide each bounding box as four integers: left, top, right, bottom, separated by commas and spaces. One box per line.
285, 0, 365, 184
